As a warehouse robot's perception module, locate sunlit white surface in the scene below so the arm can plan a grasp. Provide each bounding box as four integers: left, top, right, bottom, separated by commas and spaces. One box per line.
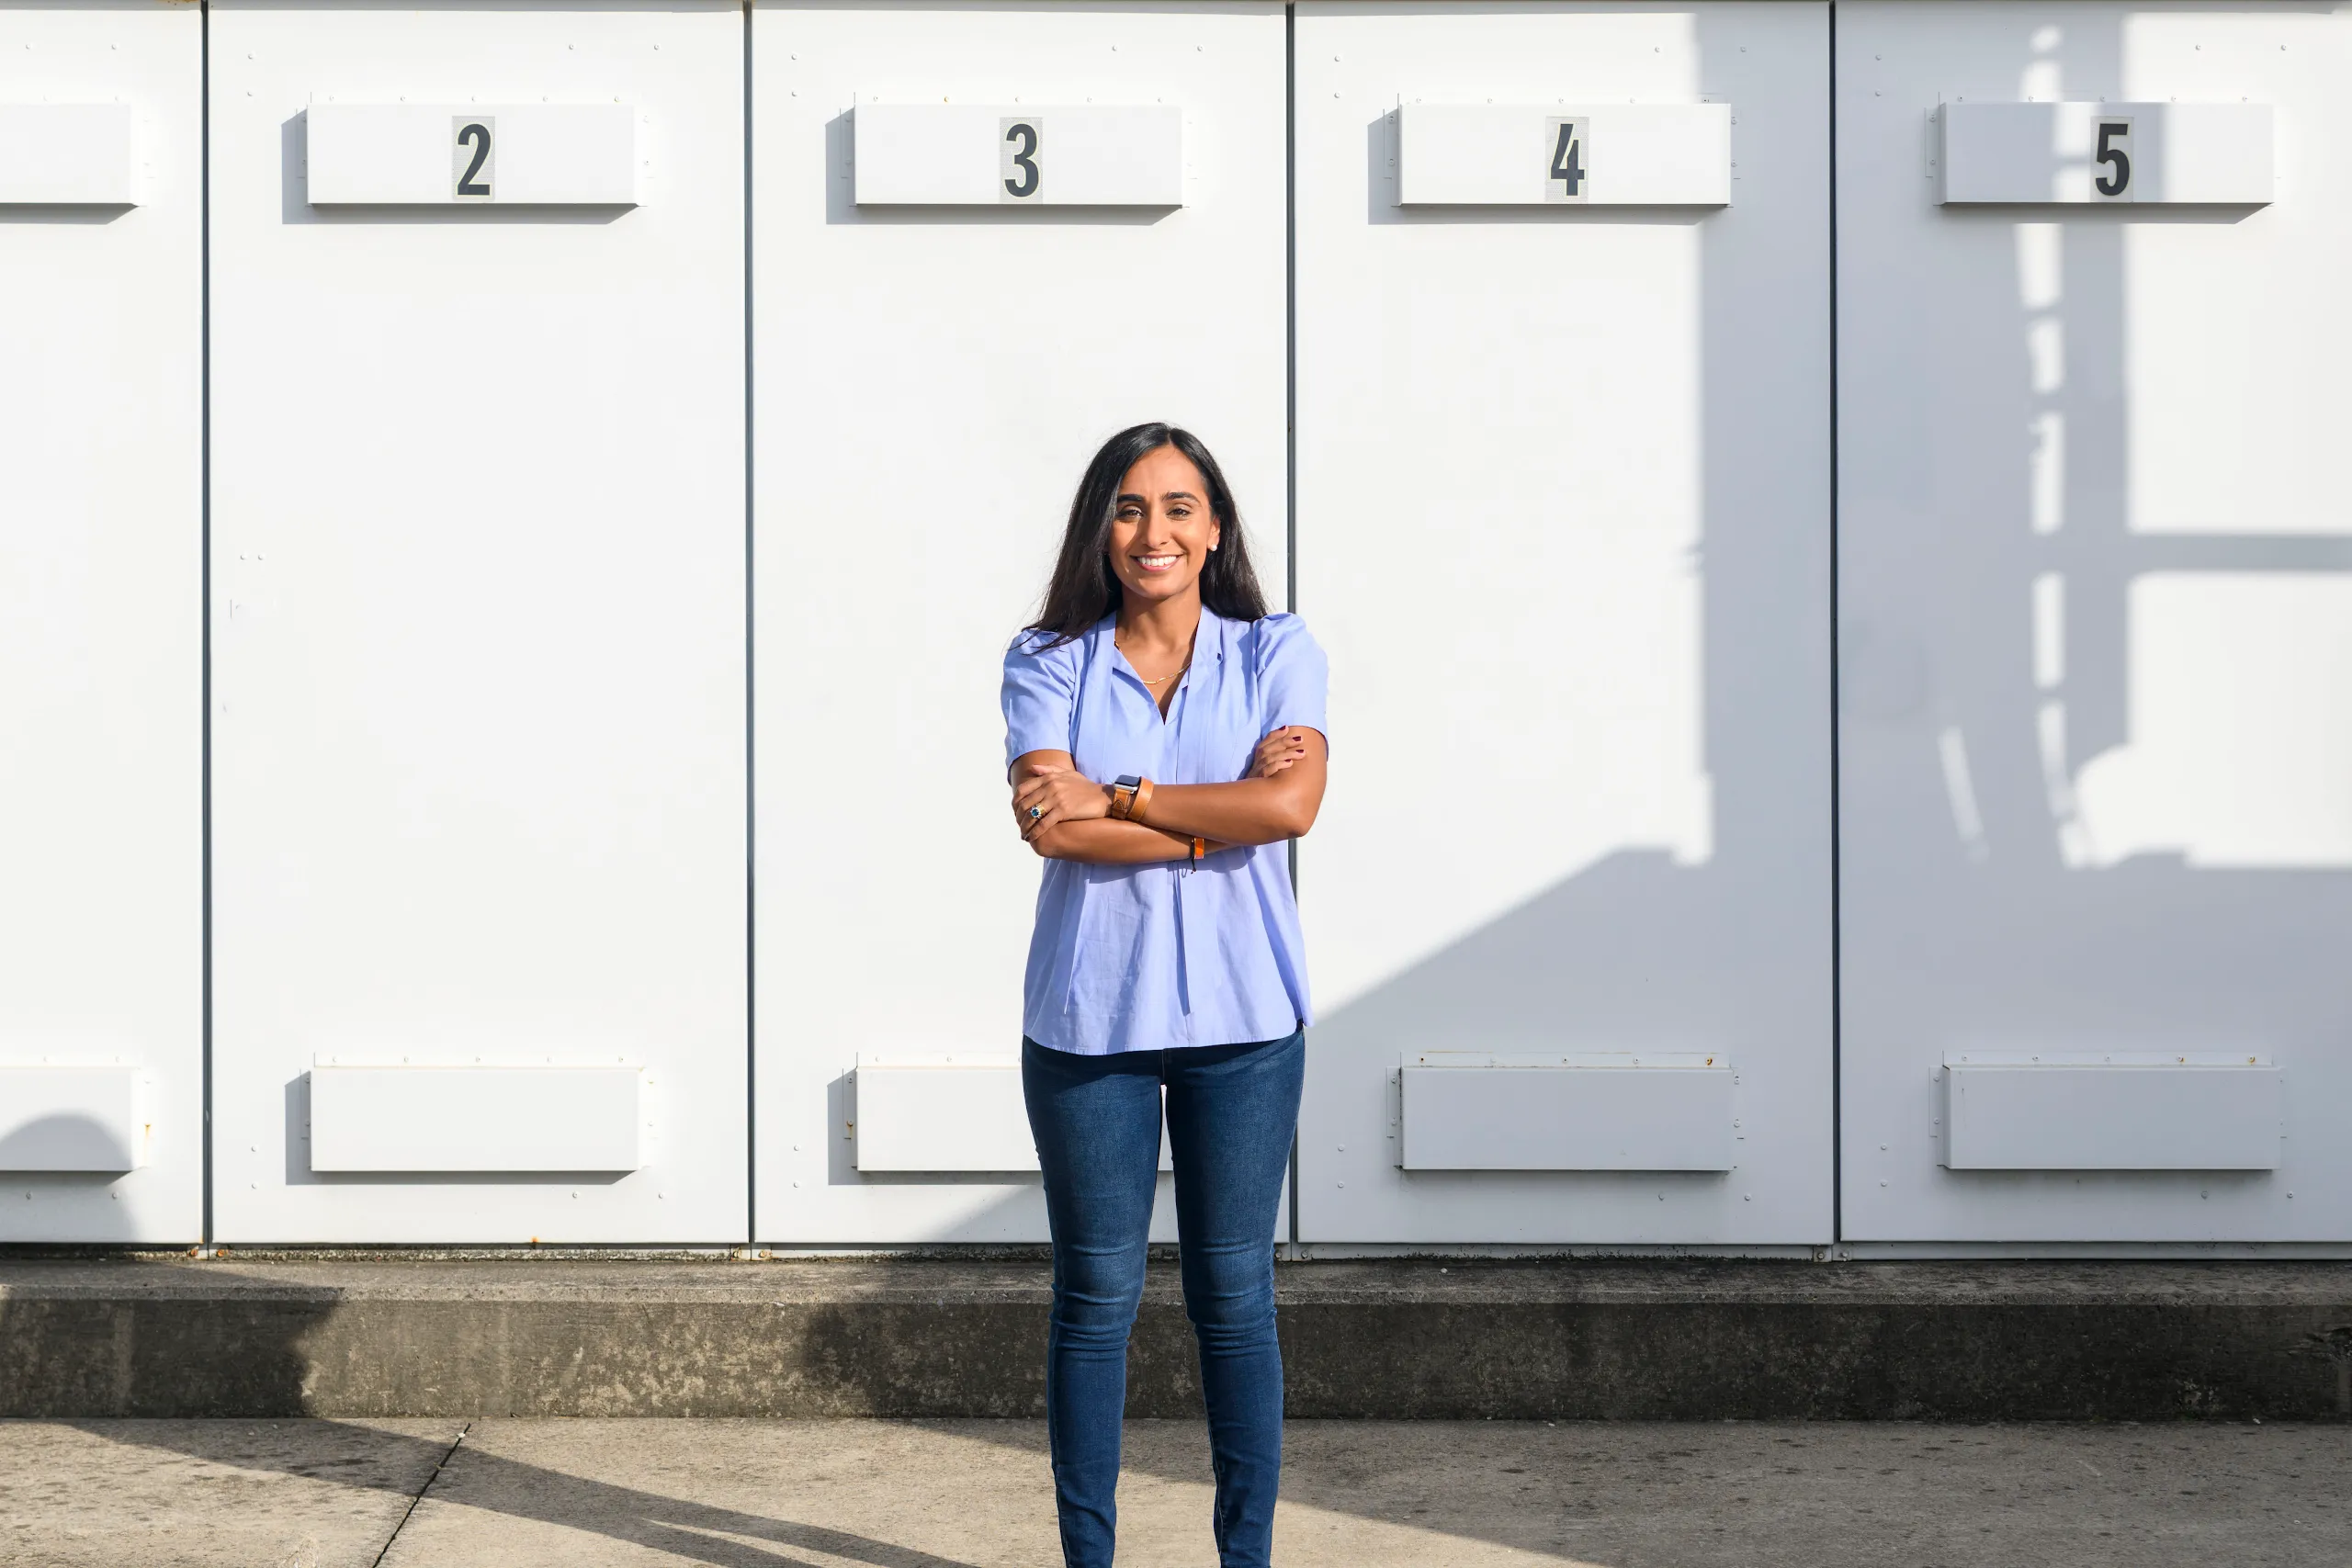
304, 103, 639, 205
2075, 574, 2352, 868
2124, 11, 2352, 534
851, 103, 1183, 206
1306, 12, 1713, 1024
0, 3, 199, 1240
308, 1065, 644, 1173
751, 1, 1285, 1244
1392, 102, 1731, 206
1295, 2, 1831, 1245
209, 0, 747, 1243
0, 103, 136, 203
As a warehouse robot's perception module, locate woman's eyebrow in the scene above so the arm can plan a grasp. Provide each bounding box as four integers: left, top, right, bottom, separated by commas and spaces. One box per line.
1160, 491, 1202, 504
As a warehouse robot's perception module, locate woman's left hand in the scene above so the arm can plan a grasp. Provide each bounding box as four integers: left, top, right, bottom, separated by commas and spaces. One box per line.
1248, 726, 1314, 779
1012, 761, 1114, 842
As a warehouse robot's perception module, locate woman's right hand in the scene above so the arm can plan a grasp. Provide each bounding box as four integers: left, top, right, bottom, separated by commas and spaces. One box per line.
1012, 759, 1114, 844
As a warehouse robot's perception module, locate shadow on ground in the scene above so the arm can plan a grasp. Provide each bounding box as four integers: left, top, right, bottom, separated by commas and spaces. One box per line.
68, 1418, 1000, 1568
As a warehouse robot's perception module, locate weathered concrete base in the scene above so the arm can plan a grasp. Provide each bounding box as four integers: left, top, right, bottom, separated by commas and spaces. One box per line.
12, 1418, 2348, 1567
3, 1257, 2348, 1420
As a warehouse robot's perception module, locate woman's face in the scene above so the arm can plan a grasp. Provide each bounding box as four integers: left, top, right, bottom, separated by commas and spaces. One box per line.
1105, 445, 1222, 609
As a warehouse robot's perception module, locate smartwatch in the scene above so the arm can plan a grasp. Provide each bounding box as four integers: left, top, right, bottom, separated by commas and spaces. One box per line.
1111, 775, 1143, 820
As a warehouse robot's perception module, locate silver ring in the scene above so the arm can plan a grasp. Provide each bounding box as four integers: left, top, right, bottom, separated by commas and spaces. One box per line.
1027, 805, 1044, 821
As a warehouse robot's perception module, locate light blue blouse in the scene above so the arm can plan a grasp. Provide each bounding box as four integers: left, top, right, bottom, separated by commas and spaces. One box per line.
1002, 609, 1328, 1055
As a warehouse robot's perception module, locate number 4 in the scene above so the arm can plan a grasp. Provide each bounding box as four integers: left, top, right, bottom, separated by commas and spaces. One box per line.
1545, 117, 1589, 204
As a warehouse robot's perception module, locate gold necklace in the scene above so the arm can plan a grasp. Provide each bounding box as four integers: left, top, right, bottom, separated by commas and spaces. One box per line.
1117, 638, 1192, 687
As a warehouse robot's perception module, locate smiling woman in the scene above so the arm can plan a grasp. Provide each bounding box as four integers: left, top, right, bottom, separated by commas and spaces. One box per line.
1001, 423, 1327, 1568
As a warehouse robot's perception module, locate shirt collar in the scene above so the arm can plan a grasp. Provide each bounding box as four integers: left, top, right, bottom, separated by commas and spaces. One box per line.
1094, 604, 1230, 667
1193, 604, 1228, 667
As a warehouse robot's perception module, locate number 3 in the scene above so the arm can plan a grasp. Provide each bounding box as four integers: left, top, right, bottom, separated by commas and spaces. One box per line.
2093, 118, 2132, 199
1002, 119, 1041, 201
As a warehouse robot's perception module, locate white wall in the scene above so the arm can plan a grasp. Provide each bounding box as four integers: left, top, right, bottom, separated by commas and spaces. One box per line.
1293, 0, 1835, 1245
0, 1, 204, 1242
5, 0, 2346, 1251
750, 0, 1286, 1244
1837, 0, 2352, 1243
208, 0, 747, 1243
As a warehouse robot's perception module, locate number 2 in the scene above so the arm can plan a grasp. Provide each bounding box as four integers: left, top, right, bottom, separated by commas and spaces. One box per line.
1002, 119, 1041, 201
453, 118, 493, 200
2093, 118, 2132, 199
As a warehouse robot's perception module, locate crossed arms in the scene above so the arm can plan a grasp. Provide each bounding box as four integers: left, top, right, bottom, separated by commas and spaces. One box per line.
1008, 727, 1329, 863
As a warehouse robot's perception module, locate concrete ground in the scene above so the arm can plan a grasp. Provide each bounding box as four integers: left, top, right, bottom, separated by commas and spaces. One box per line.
0, 1418, 2345, 1567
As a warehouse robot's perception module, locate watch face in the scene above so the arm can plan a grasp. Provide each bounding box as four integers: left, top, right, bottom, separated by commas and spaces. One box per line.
1116, 775, 1142, 790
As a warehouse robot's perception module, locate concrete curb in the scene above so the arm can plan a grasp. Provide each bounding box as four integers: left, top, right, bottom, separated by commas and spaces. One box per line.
3, 1258, 2348, 1420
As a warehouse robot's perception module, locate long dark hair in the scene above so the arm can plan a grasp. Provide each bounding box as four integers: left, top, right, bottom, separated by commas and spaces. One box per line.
1026, 423, 1270, 646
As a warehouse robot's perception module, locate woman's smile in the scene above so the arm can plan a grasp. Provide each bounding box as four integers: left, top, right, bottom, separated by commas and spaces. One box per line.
1105, 444, 1222, 605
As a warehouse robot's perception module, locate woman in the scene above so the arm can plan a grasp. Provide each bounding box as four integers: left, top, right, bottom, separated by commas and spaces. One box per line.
1002, 423, 1328, 1568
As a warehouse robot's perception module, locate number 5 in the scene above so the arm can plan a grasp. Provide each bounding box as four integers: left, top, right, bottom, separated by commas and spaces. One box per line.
2093, 118, 2132, 200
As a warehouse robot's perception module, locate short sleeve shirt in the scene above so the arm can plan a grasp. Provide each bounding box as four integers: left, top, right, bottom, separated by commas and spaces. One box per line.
1001, 609, 1328, 1055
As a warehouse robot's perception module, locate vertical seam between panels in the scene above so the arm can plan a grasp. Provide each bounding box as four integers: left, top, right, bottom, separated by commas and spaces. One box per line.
1826, 1, 1844, 1254
1284, 3, 1297, 626
1283, 0, 1300, 1254
742, 0, 758, 1249
200, 0, 215, 1249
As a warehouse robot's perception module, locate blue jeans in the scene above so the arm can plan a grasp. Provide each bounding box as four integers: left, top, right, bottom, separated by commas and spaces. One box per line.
1022, 1028, 1305, 1568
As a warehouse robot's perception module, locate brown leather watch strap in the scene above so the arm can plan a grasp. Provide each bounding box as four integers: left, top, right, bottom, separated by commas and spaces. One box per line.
1129, 777, 1155, 825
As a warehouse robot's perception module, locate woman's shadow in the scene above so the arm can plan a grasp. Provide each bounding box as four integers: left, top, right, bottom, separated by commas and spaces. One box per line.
64, 1416, 1012, 1568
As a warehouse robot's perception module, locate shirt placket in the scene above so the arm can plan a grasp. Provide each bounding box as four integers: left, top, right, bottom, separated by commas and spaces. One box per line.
1167, 660, 1200, 1040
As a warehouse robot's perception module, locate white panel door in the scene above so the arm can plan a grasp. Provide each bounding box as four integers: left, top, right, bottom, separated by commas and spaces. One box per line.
1294, 2, 1833, 1246
210, 0, 745, 1243
752, 0, 1285, 1243
1838, 2, 2352, 1244
0, 1, 201, 1242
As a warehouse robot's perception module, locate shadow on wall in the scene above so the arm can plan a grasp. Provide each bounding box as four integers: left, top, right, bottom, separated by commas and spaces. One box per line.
0, 204, 131, 225
0, 1114, 139, 1177
1304, 3, 1836, 1238
1835, 2, 2352, 1226
1305, 3, 2352, 1243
